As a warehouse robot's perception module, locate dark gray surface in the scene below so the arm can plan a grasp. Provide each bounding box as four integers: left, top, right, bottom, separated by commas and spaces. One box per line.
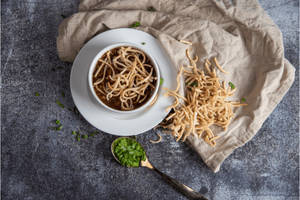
1, 0, 299, 200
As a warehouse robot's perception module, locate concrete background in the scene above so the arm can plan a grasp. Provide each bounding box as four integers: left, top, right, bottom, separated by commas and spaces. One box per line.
1, 0, 299, 199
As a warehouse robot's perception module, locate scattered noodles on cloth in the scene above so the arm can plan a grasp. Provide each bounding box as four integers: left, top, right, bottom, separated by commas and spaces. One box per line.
160, 44, 247, 147
93, 46, 157, 111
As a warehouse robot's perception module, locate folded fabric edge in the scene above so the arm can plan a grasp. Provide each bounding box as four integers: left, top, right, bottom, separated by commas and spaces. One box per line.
201, 61, 295, 172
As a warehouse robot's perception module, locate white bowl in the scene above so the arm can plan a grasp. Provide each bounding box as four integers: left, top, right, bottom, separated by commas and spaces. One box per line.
88, 42, 160, 114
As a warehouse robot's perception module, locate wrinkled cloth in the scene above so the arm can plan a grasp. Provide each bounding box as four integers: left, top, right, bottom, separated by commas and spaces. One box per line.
57, 0, 295, 172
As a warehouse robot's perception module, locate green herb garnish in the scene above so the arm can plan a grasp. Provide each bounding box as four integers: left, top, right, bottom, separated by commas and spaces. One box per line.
82, 134, 88, 139
89, 131, 98, 137
147, 6, 156, 12
228, 82, 235, 89
130, 21, 141, 28
112, 137, 146, 167
241, 98, 246, 103
72, 131, 77, 135
141, 42, 146, 45
190, 81, 198, 87
35, 92, 40, 96
160, 78, 164, 86
76, 135, 81, 142
56, 100, 64, 108
50, 120, 63, 131
55, 125, 63, 131
61, 92, 65, 98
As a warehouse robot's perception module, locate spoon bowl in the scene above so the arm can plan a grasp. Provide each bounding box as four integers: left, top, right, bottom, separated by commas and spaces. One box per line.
111, 136, 147, 167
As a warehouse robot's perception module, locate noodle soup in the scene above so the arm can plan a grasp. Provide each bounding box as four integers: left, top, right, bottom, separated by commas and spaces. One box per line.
90, 45, 159, 112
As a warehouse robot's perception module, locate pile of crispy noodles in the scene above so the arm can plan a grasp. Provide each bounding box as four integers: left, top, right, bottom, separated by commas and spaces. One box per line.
161, 44, 246, 146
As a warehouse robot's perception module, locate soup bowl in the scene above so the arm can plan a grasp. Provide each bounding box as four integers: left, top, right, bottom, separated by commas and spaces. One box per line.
88, 42, 161, 114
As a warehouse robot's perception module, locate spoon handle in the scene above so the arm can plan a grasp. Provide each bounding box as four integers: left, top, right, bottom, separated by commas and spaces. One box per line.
152, 167, 208, 200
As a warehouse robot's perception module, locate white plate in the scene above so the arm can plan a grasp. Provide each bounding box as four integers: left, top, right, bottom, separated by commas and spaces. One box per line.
70, 28, 177, 136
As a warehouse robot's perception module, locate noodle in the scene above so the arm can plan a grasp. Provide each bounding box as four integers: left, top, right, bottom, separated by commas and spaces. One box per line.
92, 46, 157, 111
179, 40, 193, 45
161, 48, 246, 147
150, 132, 162, 144
213, 57, 228, 74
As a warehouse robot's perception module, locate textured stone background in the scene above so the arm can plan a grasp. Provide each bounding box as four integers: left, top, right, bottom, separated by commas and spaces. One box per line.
1, 0, 299, 200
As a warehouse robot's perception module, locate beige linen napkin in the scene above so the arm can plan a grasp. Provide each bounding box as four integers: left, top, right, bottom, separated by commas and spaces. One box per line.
57, 0, 295, 172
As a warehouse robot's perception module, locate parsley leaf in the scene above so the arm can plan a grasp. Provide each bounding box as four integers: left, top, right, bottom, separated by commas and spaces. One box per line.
56, 100, 65, 108
160, 78, 164, 86
228, 82, 235, 89
130, 21, 141, 28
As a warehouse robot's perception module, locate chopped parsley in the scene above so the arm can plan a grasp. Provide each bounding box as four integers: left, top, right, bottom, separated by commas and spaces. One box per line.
82, 134, 88, 139
112, 137, 146, 167
141, 42, 146, 45
61, 92, 65, 98
241, 98, 246, 103
50, 120, 63, 131
228, 82, 235, 89
56, 100, 64, 108
72, 131, 77, 135
89, 131, 98, 137
35, 92, 40, 96
160, 78, 164, 86
90, 133, 96, 137
56, 125, 63, 131
130, 21, 141, 28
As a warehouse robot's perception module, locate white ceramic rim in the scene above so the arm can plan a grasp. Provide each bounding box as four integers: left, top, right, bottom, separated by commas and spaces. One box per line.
88, 42, 160, 114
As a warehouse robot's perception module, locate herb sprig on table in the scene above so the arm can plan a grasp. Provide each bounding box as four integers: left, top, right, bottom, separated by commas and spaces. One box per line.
49, 88, 99, 141
72, 130, 99, 142
51, 119, 63, 131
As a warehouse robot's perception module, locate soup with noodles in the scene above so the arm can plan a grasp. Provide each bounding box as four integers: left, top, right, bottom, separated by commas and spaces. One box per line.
92, 46, 157, 111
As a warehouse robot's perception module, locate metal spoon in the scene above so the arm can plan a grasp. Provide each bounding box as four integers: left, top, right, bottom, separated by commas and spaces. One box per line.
111, 137, 208, 200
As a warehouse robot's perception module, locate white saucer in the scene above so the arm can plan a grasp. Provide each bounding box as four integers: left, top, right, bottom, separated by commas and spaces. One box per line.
70, 28, 177, 136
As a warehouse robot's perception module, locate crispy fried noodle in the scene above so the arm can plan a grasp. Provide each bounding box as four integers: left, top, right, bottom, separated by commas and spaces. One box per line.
161, 45, 246, 147
93, 46, 157, 111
